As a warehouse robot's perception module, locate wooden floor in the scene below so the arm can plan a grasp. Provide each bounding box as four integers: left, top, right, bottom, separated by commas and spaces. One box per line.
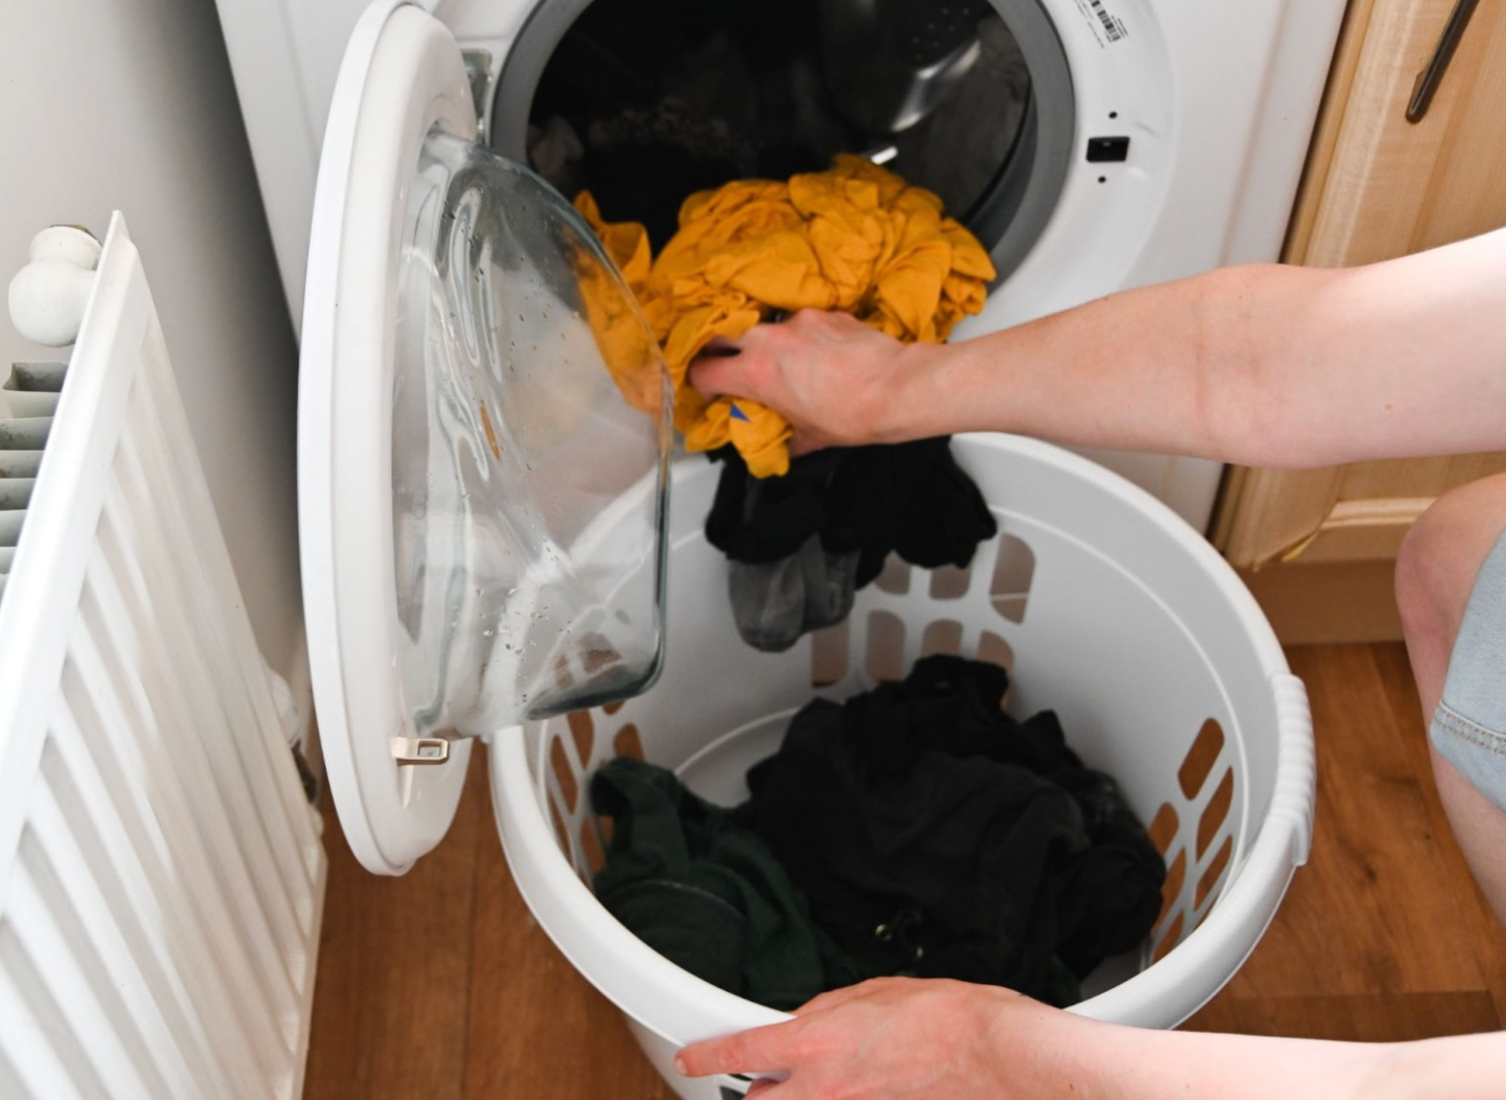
302, 643, 1506, 1099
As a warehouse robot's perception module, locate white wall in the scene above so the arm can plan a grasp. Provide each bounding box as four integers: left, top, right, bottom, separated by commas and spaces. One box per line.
1, 0, 305, 690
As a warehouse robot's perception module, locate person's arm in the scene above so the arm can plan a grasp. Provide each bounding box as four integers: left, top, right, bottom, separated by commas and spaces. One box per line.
688, 228, 1506, 468
672, 977, 1506, 1100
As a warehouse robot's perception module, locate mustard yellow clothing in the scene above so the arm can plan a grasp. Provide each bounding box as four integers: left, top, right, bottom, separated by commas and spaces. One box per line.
578, 154, 995, 478
569, 199, 666, 419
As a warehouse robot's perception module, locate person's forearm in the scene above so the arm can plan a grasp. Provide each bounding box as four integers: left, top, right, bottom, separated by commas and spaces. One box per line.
1047, 1019, 1505, 1100
673, 978, 1506, 1099
892, 265, 1263, 460
893, 229, 1506, 467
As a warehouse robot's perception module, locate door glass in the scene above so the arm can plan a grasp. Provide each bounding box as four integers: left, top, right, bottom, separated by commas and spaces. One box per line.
523, 0, 1029, 251
392, 129, 672, 737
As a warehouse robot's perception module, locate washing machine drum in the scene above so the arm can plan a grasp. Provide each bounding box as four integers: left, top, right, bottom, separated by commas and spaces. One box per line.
493, 0, 1076, 282
299, 0, 674, 874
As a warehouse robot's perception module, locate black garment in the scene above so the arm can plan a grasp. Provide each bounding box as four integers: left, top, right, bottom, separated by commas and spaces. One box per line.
528, 0, 855, 250
706, 439, 998, 649
590, 756, 876, 1010
733, 655, 1166, 1006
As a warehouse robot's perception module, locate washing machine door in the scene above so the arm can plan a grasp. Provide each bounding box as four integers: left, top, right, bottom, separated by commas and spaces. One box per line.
299, 0, 674, 875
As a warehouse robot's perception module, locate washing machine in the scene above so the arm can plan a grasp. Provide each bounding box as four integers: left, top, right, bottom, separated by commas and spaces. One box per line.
216, 0, 1346, 531
216, 1, 1345, 1091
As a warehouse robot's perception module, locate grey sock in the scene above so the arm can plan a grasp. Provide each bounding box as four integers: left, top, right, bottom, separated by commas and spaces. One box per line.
728, 537, 860, 653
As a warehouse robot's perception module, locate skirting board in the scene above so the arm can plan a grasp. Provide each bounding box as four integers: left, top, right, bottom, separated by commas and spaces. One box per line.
1237, 559, 1403, 646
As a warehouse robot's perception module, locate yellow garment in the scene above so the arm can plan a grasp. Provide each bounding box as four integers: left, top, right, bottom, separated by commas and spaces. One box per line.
578, 154, 996, 478
568, 198, 666, 419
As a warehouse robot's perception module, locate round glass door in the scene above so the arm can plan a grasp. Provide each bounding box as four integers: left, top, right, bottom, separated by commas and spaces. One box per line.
491, 0, 1073, 282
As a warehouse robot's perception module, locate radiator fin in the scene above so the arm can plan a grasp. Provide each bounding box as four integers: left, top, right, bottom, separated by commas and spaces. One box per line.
0, 216, 325, 1100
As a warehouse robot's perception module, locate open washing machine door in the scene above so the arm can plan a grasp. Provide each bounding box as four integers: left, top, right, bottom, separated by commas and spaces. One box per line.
299, 0, 674, 875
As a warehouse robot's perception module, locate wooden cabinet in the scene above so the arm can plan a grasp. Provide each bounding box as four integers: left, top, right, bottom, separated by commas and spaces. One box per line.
1210, 0, 1506, 643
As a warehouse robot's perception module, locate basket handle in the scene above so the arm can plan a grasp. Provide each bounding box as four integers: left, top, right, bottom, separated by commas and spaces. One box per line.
1268, 672, 1316, 866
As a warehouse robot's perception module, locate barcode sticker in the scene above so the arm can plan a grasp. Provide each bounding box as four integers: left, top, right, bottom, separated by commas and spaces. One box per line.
1073, 0, 1128, 47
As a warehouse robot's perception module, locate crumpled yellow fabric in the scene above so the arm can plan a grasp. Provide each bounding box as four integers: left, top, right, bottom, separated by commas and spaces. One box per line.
577, 153, 996, 478
568, 200, 668, 419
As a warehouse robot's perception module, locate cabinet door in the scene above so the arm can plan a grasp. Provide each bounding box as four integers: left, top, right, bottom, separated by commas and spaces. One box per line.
1210, 0, 1506, 640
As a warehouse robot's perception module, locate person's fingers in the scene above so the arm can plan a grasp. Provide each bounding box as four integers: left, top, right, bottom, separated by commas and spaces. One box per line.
744, 1076, 782, 1096
699, 335, 742, 358
675, 1018, 805, 1079
688, 349, 759, 400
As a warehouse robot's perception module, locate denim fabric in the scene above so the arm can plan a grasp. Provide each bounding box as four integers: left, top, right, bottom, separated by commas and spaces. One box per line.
1431, 525, 1506, 811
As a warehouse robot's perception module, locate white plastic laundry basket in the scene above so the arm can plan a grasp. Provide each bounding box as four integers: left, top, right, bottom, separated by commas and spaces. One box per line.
489, 431, 1315, 1100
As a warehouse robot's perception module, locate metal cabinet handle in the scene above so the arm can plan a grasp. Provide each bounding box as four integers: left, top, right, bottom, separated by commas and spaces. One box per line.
1407, 0, 1481, 123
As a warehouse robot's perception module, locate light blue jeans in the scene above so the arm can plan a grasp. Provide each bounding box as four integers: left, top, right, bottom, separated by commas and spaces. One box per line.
1431, 525, 1506, 811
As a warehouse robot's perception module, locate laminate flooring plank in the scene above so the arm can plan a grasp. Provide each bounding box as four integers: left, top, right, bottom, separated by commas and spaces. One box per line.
1186, 991, 1500, 1040
461, 745, 676, 1100
303, 752, 486, 1100
1371, 640, 1506, 1026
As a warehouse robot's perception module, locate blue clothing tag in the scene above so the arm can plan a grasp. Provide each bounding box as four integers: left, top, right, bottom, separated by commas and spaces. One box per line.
730, 402, 750, 422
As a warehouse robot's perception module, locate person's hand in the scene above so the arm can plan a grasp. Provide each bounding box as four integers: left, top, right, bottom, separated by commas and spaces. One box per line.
688, 310, 935, 454
673, 977, 1098, 1099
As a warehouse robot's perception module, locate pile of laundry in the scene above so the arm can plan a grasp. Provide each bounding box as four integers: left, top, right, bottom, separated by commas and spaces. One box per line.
589, 655, 1168, 1010
579, 155, 1001, 651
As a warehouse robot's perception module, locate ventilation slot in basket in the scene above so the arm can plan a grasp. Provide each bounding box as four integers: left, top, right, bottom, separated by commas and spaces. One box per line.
810, 620, 850, 687
1152, 718, 1239, 957
928, 563, 970, 600
920, 618, 963, 659
975, 631, 1014, 674
989, 533, 1035, 623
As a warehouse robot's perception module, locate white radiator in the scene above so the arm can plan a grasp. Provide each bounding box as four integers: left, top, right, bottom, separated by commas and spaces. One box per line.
0, 215, 326, 1100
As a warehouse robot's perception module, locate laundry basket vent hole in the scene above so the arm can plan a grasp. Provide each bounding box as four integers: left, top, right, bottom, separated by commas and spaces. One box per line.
874, 555, 911, 595
1156, 848, 1187, 931
568, 710, 596, 764
810, 621, 850, 688
988, 534, 1035, 623
1196, 835, 1234, 909
613, 723, 646, 762
920, 619, 964, 660
1178, 718, 1226, 799
865, 610, 907, 683
974, 631, 1014, 675
603, 699, 625, 716
550, 736, 580, 812
928, 563, 971, 600
549, 799, 572, 862
1197, 769, 1234, 858
1152, 911, 1184, 964
1146, 803, 1180, 857
580, 819, 607, 876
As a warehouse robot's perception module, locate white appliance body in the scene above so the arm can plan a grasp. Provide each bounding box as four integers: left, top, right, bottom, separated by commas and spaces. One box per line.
216, 0, 1344, 529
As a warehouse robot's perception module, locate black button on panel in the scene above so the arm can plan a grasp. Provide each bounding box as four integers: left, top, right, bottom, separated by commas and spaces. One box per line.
1086, 136, 1131, 162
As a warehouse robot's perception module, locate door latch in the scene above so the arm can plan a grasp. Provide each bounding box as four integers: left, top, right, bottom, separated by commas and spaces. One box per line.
391, 736, 452, 765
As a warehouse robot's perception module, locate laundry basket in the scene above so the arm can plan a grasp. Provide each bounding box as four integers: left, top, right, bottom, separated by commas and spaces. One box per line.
488, 430, 1314, 1099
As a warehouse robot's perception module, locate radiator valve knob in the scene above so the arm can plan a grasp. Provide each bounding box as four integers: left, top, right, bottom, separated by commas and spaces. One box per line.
9, 225, 104, 347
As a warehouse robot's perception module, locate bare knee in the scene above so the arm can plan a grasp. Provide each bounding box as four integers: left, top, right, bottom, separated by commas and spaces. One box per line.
1396, 492, 1468, 649
1395, 473, 1506, 708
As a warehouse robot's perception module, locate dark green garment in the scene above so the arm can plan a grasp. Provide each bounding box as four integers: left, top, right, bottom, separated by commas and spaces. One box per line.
590, 756, 876, 1010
